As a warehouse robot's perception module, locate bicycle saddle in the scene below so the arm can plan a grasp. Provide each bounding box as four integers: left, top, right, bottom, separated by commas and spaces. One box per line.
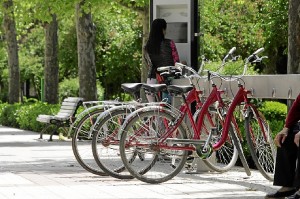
121, 83, 144, 94
142, 84, 167, 93
167, 85, 193, 95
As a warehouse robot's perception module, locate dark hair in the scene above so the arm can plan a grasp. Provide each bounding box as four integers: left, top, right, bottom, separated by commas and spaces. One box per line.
145, 18, 167, 54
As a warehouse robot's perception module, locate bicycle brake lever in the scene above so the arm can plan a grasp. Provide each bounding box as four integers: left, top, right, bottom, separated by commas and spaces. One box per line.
232, 55, 240, 61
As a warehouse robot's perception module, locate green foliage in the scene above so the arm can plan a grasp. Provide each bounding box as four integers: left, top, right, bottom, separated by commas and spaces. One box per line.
200, 0, 265, 61
0, 0, 290, 102
259, 101, 287, 120
19, 27, 44, 80
97, 83, 105, 100
259, 0, 288, 52
59, 78, 80, 101
115, 0, 149, 8
58, 24, 78, 80
201, 59, 259, 76
59, 78, 104, 101
0, 103, 22, 128
259, 100, 287, 137
19, 26, 44, 99
0, 100, 60, 131
0, 99, 87, 134
58, 2, 142, 100
258, 0, 288, 73
14, 0, 78, 24
93, 4, 142, 99
16, 102, 60, 132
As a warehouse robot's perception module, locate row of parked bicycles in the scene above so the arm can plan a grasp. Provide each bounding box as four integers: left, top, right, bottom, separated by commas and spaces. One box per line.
69, 47, 276, 184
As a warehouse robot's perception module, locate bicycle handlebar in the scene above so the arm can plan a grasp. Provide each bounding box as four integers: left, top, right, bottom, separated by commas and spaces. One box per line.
243, 47, 268, 75
157, 47, 267, 85
206, 47, 267, 82
157, 65, 182, 80
222, 47, 236, 65
246, 47, 265, 63
157, 66, 173, 72
228, 46, 236, 55
253, 47, 264, 56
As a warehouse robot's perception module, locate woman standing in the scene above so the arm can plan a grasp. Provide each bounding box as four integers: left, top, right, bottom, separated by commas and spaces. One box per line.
144, 18, 180, 102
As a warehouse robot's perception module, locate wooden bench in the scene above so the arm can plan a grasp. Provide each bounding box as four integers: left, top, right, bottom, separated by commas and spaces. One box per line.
36, 97, 84, 141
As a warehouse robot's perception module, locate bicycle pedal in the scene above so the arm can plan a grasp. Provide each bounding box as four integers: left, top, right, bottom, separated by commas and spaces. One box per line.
186, 156, 194, 163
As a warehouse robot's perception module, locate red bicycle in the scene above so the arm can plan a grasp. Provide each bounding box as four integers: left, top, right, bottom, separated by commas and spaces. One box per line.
118, 48, 255, 183
207, 48, 275, 181
187, 47, 275, 180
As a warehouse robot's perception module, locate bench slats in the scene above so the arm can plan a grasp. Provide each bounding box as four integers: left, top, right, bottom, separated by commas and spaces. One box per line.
61, 101, 80, 106
59, 106, 78, 111
57, 109, 75, 114
36, 97, 84, 140
64, 97, 84, 103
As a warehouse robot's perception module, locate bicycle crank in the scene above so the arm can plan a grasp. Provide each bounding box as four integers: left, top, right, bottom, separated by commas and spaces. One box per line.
195, 143, 213, 159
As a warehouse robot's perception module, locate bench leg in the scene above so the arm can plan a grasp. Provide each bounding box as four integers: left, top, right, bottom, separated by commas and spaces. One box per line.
39, 124, 52, 139
49, 125, 59, 141
39, 124, 58, 141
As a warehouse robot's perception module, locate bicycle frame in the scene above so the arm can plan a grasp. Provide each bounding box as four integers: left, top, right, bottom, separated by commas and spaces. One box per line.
156, 83, 234, 151
214, 82, 266, 150
193, 84, 226, 140
124, 86, 203, 151
129, 88, 203, 151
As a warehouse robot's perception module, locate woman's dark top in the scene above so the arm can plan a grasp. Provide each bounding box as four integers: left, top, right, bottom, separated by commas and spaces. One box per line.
145, 39, 179, 79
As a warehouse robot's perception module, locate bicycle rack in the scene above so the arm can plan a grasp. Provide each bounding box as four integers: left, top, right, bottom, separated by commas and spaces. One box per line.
172, 74, 300, 100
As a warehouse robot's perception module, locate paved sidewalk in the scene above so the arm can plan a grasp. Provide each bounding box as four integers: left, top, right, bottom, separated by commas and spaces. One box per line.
0, 126, 276, 199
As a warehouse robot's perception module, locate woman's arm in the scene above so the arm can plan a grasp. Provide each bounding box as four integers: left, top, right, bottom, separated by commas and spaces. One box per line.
285, 93, 300, 129
170, 40, 180, 64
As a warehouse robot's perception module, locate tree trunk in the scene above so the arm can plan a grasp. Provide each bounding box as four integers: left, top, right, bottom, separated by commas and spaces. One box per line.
287, 0, 300, 74
287, 0, 300, 109
44, 14, 59, 104
141, 6, 149, 84
2, 0, 20, 104
140, 5, 149, 102
75, 1, 97, 101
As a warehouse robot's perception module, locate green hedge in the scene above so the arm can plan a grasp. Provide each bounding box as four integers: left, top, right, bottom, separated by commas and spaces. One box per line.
0, 103, 22, 128
0, 100, 60, 133
259, 100, 287, 138
0, 99, 288, 139
16, 102, 60, 132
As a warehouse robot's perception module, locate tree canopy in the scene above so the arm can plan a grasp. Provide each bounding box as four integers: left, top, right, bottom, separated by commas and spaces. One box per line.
0, 0, 294, 101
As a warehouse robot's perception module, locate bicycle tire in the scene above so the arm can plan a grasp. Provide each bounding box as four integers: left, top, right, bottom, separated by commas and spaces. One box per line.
92, 106, 135, 179
119, 106, 189, 184
204, 106, 251, 176
71, 108, 107, 176
193, 107, 238, 172
245, 107, 275, 181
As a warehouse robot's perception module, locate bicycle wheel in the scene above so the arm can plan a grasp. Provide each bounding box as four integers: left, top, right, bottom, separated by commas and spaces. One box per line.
193, 107, 238, 172
245, 107, 275, 181
92, 106, 135, 179
119, 106, 189, 184
71, 108, 107, 175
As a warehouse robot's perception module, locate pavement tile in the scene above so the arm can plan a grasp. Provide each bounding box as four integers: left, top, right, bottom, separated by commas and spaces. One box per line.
0, 126, 277, 199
